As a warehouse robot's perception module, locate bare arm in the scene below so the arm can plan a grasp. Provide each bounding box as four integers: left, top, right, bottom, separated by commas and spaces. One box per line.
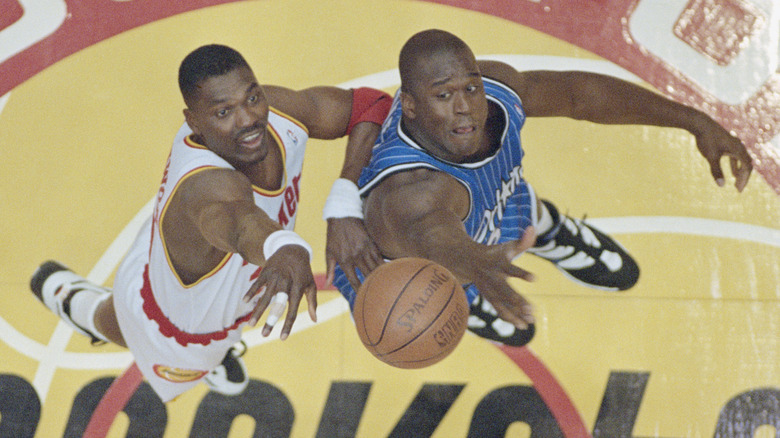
478, 60, 753, 191
266, 85, 393, 289
325, 121, 386, 289
164, 169, 277, 271
266, 84, 395, 289
263, 85, 353, 139
263, 85, 390, 174
165, 168, 316, 339
364, 169, 536, 329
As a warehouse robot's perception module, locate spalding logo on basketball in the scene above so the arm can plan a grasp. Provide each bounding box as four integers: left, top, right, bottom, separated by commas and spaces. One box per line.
354, 258, 469, 369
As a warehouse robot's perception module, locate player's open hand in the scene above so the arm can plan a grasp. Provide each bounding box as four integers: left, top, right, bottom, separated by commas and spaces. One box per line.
325, 217, 384, 292
471, 226, 537, 329
243, 244, 317, 340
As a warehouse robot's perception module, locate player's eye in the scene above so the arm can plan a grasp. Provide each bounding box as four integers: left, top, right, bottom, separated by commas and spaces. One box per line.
248, 94, 258, 104
216, 108, 229, 118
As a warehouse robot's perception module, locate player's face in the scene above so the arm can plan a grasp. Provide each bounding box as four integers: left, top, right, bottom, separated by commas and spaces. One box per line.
403, 50, 488, 162
185, 66, 270, 169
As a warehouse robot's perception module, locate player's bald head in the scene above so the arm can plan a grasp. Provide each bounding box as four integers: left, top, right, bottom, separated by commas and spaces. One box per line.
399, 29, 474, 94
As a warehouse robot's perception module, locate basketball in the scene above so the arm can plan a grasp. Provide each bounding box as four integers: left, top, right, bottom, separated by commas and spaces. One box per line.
353, 257, 469, 369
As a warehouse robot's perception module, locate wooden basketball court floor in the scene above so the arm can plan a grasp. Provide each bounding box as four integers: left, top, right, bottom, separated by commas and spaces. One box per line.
1, 1, 778, 436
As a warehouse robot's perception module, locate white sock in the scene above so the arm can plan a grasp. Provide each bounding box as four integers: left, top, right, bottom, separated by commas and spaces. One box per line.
68, 288, 111, 343
536, 202, 554, 236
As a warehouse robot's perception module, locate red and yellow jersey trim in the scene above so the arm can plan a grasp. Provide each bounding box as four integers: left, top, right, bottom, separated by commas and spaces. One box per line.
140, 264, 252, 347
254, 122, 287, 197
180, 108, 304, 198
269, 106, 308, 133
157, 165, 231, 288
183, 134, 207, 150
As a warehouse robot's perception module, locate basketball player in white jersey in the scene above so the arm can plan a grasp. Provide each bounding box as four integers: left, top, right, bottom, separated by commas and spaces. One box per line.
29, 44, 391, 402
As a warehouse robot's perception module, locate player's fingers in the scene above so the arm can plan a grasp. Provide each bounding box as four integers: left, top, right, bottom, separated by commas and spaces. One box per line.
368, 247, 386, 271
481, 280, 534, 329
503, 295, 535, 328
364, 242, 385, 270
262, 292, 289, 337
493, 301, 531, 330
520, 301, 534, 324
249, 292, 272, 327
505, 263, 535, 282
518, 226, 536, 251
708, 156, 726, 187
305, 282, 318, 323
505, 226, 536, 260
731, 156, 751, 192
344, 264, 362, 294
256, 274, 287, 329
279, 291, 300, 341
243, 282, 266, 303
325, 255, 336, 287
277, 280, 317, 340
355, 252, 379, 282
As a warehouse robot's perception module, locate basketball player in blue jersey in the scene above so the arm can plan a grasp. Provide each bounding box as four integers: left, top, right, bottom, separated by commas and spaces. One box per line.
28, 45, 391, 402
327, 29, 753, 346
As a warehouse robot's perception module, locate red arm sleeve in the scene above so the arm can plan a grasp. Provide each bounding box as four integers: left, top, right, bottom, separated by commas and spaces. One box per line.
346, 87, 393, 135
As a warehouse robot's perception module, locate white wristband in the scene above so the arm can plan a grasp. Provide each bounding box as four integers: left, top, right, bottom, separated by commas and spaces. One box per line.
263, 230, 313, 261
322, 178, 364, 220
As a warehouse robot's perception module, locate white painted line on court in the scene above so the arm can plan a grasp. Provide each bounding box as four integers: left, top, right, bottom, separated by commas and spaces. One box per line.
589, 216, 780, 248
0, 93, 9, 116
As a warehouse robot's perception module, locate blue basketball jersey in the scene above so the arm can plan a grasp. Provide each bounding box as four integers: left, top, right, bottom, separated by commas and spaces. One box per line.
334, 78, 535, 306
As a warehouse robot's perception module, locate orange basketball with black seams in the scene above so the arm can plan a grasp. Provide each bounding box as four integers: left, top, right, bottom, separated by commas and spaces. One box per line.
354, 258, 469, 369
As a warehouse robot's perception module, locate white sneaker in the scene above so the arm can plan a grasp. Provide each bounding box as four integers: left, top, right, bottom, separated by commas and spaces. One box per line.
204, 341, 249, 396
30, 260, 109, 345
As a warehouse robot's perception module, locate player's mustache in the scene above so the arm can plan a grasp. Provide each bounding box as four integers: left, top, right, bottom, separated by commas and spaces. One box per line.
235, 122, 265, 140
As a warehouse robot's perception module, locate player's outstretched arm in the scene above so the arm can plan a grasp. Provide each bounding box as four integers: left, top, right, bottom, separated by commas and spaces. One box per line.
478, 61, 753, 191
364, 169, 536, 329
266, 85, 393, 284
171, 168, 317, 340
324, 119, 387, 291
274, 86, 393, 290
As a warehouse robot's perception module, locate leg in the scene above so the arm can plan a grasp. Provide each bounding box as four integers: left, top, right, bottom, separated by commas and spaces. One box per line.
30, 261, 120, 346
94, 297, 126, 347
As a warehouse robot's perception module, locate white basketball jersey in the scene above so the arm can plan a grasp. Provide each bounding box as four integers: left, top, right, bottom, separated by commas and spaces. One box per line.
113, 107, 310, 401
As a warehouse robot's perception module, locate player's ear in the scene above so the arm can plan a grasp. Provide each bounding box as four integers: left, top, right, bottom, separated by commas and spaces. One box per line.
400, 91, 416, 120
183, 108, 201, 136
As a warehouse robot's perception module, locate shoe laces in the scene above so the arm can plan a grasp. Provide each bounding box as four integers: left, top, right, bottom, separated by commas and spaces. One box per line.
563, 211, 589, 234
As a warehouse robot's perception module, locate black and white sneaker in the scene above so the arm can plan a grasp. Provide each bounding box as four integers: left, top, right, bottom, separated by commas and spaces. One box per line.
204, 341, 249, 396
30, 260, 109, 345
467, 295, 535, 347
528, 200, 639, 291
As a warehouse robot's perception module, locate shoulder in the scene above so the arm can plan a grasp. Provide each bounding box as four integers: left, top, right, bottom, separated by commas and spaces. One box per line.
478, 61, 566, 96
262, 85, 307, 121
262, 84, 352, 136
478, 60, 529, 95
177, 167, 254, 206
